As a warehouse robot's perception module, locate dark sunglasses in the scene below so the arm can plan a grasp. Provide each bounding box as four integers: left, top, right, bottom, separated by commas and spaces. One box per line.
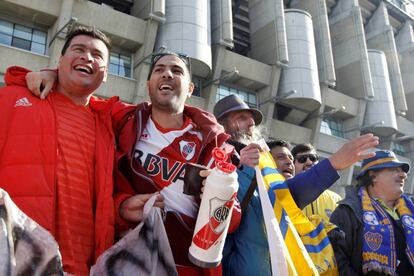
147, 52, 192, 79
295, 154, 319, 164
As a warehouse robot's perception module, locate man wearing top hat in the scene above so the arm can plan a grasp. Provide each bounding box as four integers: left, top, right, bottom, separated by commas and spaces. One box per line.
213, 94, 379, 276
330, 150, 414, 275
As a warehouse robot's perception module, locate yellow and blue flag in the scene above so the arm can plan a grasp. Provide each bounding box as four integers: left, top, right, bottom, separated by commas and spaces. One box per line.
255, 139, 338, 276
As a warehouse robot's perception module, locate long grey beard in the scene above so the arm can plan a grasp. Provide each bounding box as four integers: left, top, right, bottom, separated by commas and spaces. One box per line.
229, 125, 266, 144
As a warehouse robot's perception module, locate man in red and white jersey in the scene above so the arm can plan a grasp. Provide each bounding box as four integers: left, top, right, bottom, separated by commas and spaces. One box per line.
111, 52, 241, 275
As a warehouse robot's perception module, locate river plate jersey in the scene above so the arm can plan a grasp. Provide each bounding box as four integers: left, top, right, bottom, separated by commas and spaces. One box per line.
134, 115, 203, 218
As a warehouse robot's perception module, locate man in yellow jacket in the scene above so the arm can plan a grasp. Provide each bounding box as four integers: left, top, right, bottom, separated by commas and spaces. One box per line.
291, 143, 342, 222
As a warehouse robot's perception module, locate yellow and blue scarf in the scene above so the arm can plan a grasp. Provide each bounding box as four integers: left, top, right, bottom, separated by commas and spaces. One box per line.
360, 187, 414, 274
257, 144, 338, 275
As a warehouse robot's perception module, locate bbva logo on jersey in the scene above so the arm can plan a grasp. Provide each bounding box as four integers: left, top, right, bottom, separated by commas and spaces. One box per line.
179, 141, 196, 161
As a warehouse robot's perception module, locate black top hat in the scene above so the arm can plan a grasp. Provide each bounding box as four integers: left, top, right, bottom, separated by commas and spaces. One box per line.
213, 94, 263, 125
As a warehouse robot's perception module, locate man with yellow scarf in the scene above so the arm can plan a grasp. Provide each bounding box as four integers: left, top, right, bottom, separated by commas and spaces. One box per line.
330, 150, 414, 275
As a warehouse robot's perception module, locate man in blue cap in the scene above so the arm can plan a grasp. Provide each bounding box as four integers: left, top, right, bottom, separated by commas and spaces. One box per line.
330, 150, 414, 275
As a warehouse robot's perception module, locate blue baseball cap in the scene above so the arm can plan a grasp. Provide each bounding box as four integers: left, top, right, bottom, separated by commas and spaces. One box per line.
356, 150, 410, 179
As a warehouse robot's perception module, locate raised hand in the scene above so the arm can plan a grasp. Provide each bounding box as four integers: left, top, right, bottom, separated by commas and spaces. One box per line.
329, 133, 379, 170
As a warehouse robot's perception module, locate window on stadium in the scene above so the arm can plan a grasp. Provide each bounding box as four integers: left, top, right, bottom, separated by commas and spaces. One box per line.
0, 19, 47, 55
216, 85, 257, 107
109, 52, 132, 78
320, 118, 345, 138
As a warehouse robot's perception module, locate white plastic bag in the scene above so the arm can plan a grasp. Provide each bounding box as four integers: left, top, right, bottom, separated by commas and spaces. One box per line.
0, 188, 63, 276
90, 194, 177, 276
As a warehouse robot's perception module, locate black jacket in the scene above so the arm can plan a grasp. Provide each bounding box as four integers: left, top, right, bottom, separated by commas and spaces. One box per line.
329, 186, 414, 276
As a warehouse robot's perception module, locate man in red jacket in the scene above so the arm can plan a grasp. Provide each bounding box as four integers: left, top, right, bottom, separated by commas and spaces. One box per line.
0, 25, 116, 275
6, 51, 241, 275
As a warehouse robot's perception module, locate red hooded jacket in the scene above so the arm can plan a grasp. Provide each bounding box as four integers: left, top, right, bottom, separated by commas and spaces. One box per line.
0, 66, 116, 261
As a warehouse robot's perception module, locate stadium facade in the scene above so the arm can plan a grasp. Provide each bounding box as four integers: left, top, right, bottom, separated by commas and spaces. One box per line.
1, 0, 414, 195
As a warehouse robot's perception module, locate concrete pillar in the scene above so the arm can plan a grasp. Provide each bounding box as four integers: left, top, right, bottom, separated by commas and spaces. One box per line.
258, 65, 282, 136
364, 50, 397, 136
130, 0, 164, 103
290, 0, 336, 86
396, 22, 414, 121
132, 19, 161, 104
205, 45, 227, 112
48, 0, 74, 67
365, 2, 407, 116
211, 0, 233, 48
278, 9, 321, 112
343, 99, 367, 139
249, 0, 288, 65
305, 90, 329, 145
156, 0, 212, 78
329, 0, 374, 100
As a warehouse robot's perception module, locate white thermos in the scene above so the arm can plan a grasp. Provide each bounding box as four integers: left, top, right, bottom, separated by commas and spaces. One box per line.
188, 148, 238, 268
